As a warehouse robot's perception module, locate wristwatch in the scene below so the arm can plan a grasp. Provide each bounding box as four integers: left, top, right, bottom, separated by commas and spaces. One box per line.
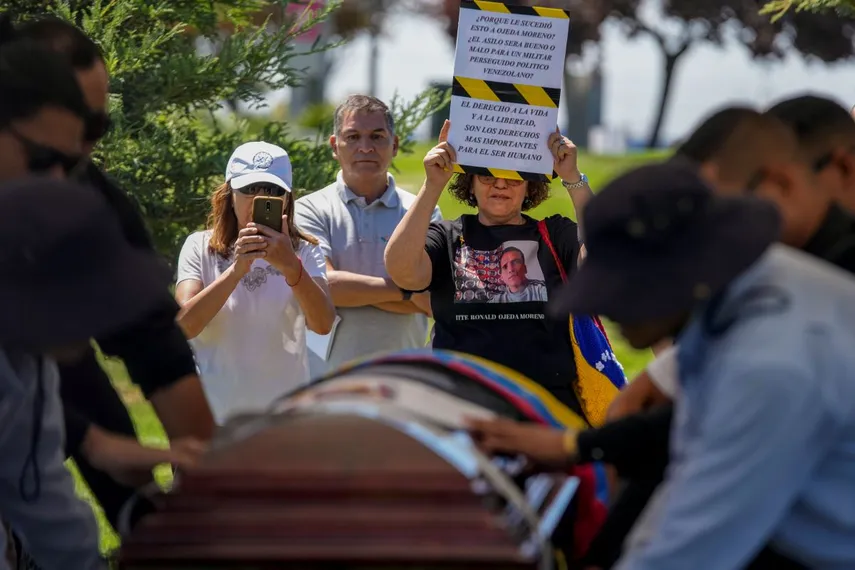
400, 288, 413, 301
561, 172, 588, 190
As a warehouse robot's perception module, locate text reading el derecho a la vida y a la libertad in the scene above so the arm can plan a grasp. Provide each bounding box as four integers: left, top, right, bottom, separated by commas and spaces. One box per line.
458, 101, 548, 163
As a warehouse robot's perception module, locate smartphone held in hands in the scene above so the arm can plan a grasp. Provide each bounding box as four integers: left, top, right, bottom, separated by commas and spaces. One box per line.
252, 196, 284, 232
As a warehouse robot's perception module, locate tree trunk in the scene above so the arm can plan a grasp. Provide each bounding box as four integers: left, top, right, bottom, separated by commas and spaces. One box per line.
368, 30, 380, 97
646, 47, 687, 149
563, 68, 574, 138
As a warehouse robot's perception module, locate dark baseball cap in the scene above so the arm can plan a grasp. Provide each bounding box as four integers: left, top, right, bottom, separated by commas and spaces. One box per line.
549, 162, 781, 324
0, 177, 173, 348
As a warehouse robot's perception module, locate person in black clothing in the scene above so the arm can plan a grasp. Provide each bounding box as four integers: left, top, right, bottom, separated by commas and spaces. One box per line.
0, 29, 207, 569
384, 121, 608, 422
469, 105, 855, 569
4, 15, 214, 533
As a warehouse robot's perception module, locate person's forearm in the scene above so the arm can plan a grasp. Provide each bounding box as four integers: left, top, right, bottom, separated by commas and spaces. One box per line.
289, 271, 336, 334
96, 305, 216, 440
565, 177, 594, 239
576, 405, 674, 480
374, 300, 428, 315
384, 180, 444, 291
149, 374, 215, 440
176, 267, 242, 339
606, 372, 669, 421
327, 269, 406, 307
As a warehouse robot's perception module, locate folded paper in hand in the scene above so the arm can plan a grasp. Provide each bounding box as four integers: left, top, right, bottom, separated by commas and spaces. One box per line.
306, 314, 342, 361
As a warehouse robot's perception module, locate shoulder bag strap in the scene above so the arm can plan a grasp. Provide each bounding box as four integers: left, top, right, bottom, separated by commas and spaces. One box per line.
537, 219, 567, 283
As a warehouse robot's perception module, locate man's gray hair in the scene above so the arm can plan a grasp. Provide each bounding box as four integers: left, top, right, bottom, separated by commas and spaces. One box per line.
333, 94, 395, 136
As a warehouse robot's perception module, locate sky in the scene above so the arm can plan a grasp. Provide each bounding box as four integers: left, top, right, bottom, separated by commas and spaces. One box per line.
279, 10, 855, 145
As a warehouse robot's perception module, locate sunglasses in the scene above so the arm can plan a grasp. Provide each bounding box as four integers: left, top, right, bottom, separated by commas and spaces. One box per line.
233, 183, 288, 197
84, 111, 113, 143
476, 175, 525, 187
9, 128, 83, 176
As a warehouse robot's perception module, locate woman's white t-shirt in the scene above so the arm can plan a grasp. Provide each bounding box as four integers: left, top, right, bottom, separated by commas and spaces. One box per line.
176, 230, 327, 425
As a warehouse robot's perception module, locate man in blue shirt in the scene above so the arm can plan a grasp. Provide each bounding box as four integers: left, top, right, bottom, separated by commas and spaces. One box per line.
550, 163, 855, 570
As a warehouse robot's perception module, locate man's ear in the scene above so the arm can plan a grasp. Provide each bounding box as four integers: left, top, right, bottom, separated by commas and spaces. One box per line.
698, 161, 719, 188
392, 134, 399, 157
329, 134, 339, 161
835, 150, 855, 214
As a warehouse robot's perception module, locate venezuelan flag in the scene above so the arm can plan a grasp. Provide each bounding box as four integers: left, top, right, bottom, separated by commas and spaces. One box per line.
570, 314, 627, 428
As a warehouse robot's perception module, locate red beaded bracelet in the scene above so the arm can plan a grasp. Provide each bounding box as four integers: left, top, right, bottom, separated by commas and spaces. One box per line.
286, 262, 303, 287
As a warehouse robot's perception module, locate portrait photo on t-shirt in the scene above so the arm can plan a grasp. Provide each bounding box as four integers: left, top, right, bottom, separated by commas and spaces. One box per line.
453, 240, 548, 304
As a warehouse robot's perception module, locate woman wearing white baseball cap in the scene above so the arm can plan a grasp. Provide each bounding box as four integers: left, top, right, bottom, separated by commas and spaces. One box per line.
174, 141, 336, 425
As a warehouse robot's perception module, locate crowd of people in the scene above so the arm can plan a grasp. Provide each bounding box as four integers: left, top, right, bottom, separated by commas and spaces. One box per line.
1, 11, 854, 570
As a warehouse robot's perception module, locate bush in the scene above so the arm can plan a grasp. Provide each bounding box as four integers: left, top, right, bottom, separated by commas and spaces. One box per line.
4, 0, 449, 262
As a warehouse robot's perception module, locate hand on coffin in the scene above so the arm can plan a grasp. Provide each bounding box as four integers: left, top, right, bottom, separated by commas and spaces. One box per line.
83, 426, 208, 488
465, 416, 577, 469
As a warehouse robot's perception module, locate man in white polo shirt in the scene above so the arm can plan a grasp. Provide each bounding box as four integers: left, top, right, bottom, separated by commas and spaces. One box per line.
296, 95, 442, 377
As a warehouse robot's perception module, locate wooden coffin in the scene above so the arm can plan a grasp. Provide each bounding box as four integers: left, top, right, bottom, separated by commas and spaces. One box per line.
119, 357, 580, 570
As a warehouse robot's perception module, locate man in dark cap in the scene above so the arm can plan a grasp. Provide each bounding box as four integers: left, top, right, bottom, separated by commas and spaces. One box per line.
611, 103, 855, 419
0, 179, 203, 570
472, 162, 855, 570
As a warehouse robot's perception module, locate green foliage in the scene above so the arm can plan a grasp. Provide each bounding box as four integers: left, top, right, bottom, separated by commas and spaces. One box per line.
762, 0, 855, 21
3, 0, 449, 262
296, 101, 338, 131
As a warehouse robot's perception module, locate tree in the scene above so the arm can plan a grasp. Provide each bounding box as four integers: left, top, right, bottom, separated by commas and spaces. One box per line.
4, 0, 448, 261
425, 0, 853, 149
762, 0, 855, 20
607, 0, 855, 148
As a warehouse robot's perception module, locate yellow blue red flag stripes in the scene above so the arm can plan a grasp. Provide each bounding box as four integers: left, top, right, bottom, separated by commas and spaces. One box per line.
322, 349, 611, 503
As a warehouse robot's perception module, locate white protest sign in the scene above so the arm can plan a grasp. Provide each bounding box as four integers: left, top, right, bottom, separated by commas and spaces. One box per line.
452, 5, 567, 88
448, 1, 570, 179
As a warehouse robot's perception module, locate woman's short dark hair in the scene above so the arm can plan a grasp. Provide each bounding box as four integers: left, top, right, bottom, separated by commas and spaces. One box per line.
447, 173, 551, 211
0, 16, 89, 129
13, 15, 103, 70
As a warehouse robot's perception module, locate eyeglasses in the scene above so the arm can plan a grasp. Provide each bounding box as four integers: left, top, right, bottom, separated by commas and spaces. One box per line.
476, 175, 525, 187
84, 111, 112, 143
233, 183, 287, 197
8, 128, 83, 176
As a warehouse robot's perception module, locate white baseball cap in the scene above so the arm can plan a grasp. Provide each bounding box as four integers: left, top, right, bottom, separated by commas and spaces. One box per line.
225, 141, 292, 193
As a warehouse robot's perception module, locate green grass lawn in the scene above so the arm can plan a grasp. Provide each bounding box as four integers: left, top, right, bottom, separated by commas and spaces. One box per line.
81, 144, 665, 551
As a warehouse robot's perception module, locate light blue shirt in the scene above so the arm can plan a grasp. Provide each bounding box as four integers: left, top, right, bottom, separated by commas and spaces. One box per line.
616, 245, 855, 570
295, 172, 442, 377
0, 350, 104, 570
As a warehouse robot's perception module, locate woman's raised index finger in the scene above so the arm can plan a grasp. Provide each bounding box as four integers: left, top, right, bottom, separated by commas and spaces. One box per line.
439, 119, 451, 143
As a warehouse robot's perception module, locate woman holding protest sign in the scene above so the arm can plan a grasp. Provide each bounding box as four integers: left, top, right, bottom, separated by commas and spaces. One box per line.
384, 120, 625, 427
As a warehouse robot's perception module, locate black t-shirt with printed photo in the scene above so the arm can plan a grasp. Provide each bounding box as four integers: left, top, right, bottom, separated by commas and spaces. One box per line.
425, 214, 583, 416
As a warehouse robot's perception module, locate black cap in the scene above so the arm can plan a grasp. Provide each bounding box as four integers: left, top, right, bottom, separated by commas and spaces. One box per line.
0, 177, 172, 348
549, 162, 781, 324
